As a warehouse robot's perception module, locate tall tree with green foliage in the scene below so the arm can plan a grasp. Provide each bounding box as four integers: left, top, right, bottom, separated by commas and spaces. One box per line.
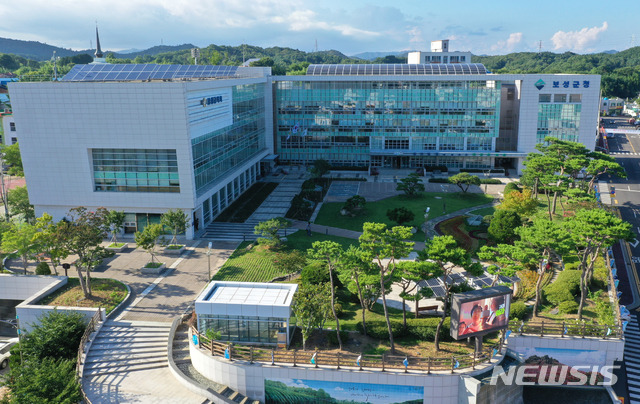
478, 244, 527, 287
32, 213, 69, 276
396, 173, 425, 197
254, 217, 290, 248
105, 210, 126, 245
135, 223, 165, 264
7, 185, 34, 220
514, 218, 572, 316
57, 207, 110, 297
291, 283, 333, 350
308, 241, 344, 350
309, 159, 331, 178
359, 223, 414, 354
1, 142, 23, 176
337, 246, 380, 336
564, 209, 633, 320
497, 188, 538, 218
1, 222, 37, 274
160, 208, 190, 246
394, 261, 440, 327
449, 172, 481, 193
418, 235, 481, 351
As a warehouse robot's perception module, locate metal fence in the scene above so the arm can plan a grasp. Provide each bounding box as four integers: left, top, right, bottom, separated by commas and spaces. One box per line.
77, 309, 103, 404
507, 319, 623, 339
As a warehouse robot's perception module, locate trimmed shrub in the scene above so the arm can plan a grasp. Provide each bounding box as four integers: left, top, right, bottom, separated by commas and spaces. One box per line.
503, 182, 521, 196
509, 300, 529, 320
480, 179, 503, 185
300, 262, 329, 285
36, 262, 52, 275
333, 302, 344, 318
591, 257, 608, 290
429, 178, 450, 183
406, 317, 452, 342
356, 320, 407, 339
543, 270, 581, 305
326, 330, 350, 346
558, 300, 579, 314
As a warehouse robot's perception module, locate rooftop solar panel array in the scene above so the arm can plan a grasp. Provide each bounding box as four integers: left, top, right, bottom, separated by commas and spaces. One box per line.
61, 64, 240, 82
306, 63, 487, 76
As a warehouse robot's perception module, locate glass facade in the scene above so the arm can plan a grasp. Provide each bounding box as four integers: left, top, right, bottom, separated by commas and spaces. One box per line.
198, 314, 287, 344
92, 149, 179, 193
192, 83, 266, 196
275, 80, 501, 168
536, 98, 582, 143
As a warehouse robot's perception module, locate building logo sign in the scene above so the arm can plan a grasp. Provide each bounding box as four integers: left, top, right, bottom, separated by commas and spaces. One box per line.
553, 80, 590, 89
200, 95, 223, 107
535, 79, 545, 90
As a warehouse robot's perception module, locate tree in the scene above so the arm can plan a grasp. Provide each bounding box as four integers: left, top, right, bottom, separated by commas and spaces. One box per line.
254, 217, 290, 248
19, 310, 87, 361
498, 188, 538, 218
308, 241, 344, 350
1, 142, 23, 176
7, 186, 34, 220
57, 207, 110, 297
33, 213, 69, 276
1, 222, 37, 274
292, 283, 332, 350
478, 244, 527, 286
418, 235, 481, 351
386, 207, 415, 226
584, 153, 626, 193
487, 209, 522, 243
337, 246, 380, 336
135, 223, 165, 264
394, 261, 439, 327
514, 218, 572, 316
564, 209, 633, 320
160, 208, 190, 245
309, 159, 331, 178
359, 223, 414, 354
449, 172, 481, 193
342, 195, 366, 216
396, 173, 425, 197
105, 210, 126, 245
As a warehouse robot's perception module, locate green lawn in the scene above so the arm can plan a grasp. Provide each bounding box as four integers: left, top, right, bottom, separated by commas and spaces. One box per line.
213, 231, 358, 282
470, 206, 496, 217
314, 192, 494, 239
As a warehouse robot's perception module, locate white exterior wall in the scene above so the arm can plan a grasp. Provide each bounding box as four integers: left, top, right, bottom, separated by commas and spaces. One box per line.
0, 114, 16, 145
516, 74, 601, 173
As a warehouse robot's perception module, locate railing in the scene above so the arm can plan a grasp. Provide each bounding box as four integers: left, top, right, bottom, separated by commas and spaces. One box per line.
507, 319, 623, 339
190, 326, 502, 373
77, 309, 103, 404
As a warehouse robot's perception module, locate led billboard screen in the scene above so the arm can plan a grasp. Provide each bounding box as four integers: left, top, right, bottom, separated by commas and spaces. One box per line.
450, 286, 513, 340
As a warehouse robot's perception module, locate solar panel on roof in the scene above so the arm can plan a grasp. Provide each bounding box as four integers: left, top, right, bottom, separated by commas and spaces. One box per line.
61, 64, 240, 82
306, 63, 487, 76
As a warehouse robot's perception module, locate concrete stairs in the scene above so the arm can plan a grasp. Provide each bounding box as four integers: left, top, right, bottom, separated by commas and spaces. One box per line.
83, 320, 171, 377
625, 315, 640, 404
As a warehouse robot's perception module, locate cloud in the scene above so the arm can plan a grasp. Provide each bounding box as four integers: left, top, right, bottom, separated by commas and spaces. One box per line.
550, 22, 608, 51
491, 32, 523, 52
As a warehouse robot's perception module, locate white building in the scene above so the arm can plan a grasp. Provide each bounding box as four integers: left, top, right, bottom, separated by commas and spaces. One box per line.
408, 39, 472, 64
195, 281, 297, 346
9, 65, 273, 238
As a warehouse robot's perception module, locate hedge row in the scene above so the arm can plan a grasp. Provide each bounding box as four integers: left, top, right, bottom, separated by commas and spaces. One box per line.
356, 318, 452, 342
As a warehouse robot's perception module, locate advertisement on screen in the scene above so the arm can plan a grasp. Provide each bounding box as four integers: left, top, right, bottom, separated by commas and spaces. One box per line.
450, 286, 512, 340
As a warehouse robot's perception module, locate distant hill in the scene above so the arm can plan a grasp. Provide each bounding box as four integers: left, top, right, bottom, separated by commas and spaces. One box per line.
351, 51, 413, 61
112, 44, 195, 59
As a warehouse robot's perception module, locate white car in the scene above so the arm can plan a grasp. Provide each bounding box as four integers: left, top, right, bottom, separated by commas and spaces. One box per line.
0, 338, 18, 370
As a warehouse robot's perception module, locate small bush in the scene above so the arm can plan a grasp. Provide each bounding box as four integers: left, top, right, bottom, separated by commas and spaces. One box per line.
503, 182, 521, 196
333, 302, 344, 318
406, 317, 452, 342
558, 300, 579, 314
480, 179, 503, 185
356, 320, 407, 339
36, 262, 52, 275
326, 330, 350, 346
591, 257, 608, 290
509, 300, 529, 320
543, 270, 581, 305
428, 178, 450, 183
300, 262, 329, 284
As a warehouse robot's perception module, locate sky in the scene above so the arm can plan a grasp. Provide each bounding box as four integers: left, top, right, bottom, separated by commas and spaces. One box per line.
0, 0, 636, 56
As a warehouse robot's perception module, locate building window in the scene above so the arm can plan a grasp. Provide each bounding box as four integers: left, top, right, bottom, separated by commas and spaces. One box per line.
92, 148, 179, 193
554, 94, 567, 103
569, 94, 582, 103
384, 138, 409, 149
439, 137, 464, 151
9, 122, 15, 131
467, 138, 492, 151
539, 94, 551, 103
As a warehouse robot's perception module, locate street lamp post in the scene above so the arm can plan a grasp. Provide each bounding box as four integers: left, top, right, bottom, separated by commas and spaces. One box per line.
424, 207, 431, 242
206, 242, 212, 281
484, 169, 490, 194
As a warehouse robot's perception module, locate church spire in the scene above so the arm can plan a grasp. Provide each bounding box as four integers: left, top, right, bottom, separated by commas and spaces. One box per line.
95, 25, 103, 59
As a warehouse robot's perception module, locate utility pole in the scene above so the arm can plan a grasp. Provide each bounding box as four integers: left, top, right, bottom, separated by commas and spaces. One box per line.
0, 152, 9, 220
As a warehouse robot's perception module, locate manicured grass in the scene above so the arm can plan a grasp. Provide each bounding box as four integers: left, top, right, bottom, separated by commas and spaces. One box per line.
315, 192, 494, 238
215, 182, 278, 223
107, 242, 126, 248
214, 232, 358, 282
470, 206, 496, 217
37, 278, 127, 314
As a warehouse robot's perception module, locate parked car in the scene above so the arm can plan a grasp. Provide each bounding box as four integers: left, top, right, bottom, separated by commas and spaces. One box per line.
0, 338, 18, 369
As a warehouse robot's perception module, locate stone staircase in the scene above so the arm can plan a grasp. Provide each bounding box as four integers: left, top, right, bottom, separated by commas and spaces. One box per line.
83, 320, 171, 377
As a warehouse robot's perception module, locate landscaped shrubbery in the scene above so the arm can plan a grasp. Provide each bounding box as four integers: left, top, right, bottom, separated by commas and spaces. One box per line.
543, 270, 580, 305
503, 182, 521, 195
509, 300, 529, 320
357, 318, 452, 342
558, 300, 579, 314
